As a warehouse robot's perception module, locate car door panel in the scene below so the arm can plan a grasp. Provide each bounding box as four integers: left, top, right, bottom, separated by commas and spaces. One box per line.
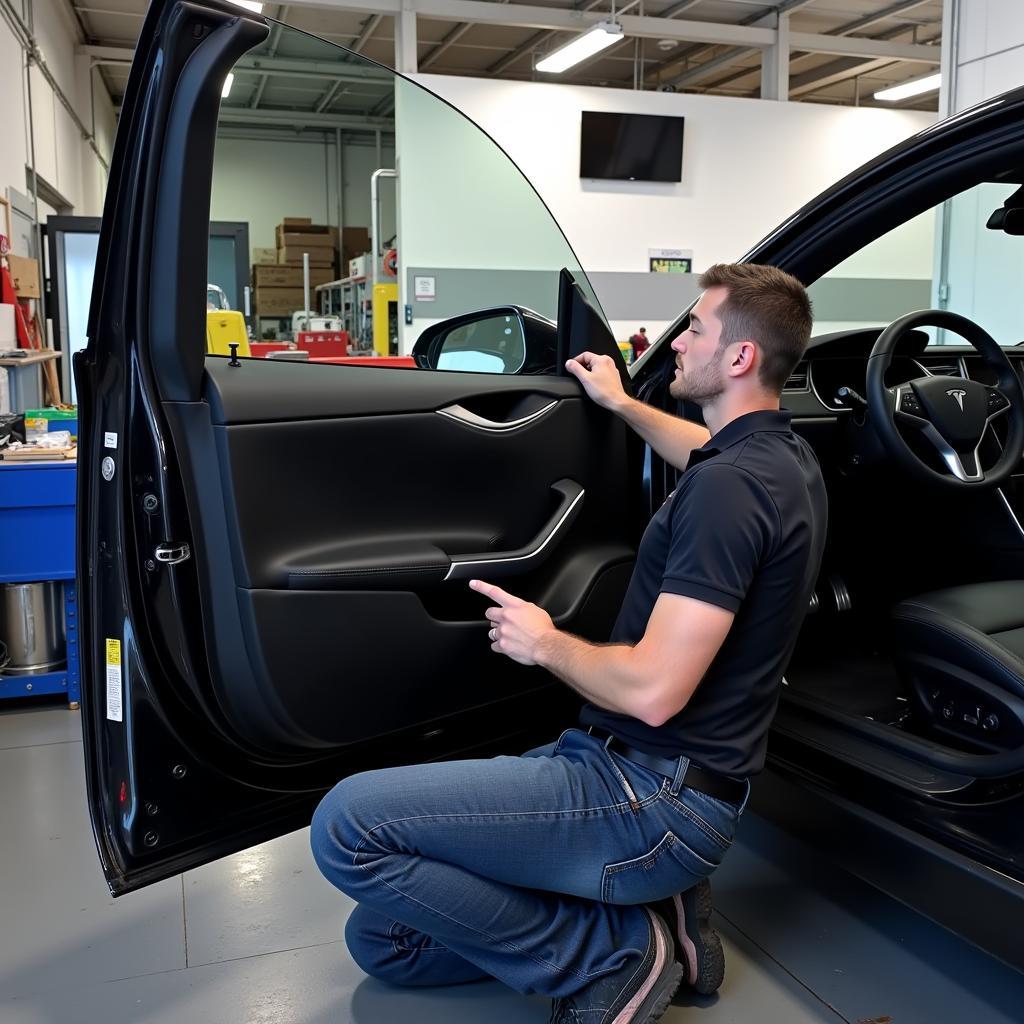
77, 0, 641, 893
165, 358, 638, 754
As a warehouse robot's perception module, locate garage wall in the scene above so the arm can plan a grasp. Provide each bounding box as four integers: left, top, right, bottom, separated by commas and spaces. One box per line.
0, 0, 115, 230
398, 73, 935, 347
410, 74, 935, 275
210, 135, 397, 260
935, 0, 1024, 344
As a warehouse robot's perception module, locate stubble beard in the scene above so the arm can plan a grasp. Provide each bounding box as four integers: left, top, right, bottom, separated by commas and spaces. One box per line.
669, 360, 726, 404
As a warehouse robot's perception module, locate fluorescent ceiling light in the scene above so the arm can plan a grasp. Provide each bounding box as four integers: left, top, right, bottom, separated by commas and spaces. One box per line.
229, 1, 264, 12
222, 73, 234, 99
873, 72, 941, 103
536, 21, 623, 74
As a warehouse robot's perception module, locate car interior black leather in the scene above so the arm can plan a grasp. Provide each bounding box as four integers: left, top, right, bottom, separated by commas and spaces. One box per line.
891, 581, 1024, 694
889, 582, 1024, 746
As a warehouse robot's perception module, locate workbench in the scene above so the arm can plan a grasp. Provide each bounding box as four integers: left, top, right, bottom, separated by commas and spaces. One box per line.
0, 350, 63, 411
0, 459, 79, 707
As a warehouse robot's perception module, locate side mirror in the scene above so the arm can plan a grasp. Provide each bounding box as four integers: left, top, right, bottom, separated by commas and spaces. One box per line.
412, 306, 557, 374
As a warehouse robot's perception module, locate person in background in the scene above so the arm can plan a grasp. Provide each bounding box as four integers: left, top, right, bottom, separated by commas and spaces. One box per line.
630, 326, 650, 361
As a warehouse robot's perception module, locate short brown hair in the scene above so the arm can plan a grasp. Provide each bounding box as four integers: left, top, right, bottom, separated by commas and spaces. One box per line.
698, 263, 812, 394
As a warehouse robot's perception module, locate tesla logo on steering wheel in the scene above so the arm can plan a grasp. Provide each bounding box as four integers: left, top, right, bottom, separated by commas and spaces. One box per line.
946, 388, 967, 411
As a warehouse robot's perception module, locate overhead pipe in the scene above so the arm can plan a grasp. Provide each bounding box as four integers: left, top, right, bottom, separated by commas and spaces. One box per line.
370, 168, 396, 290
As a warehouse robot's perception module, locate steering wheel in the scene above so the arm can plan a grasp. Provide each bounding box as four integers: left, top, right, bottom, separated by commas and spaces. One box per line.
865, 310, 1024, 489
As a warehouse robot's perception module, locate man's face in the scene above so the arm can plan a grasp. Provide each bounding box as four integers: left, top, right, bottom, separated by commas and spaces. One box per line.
669, 287, 728, 403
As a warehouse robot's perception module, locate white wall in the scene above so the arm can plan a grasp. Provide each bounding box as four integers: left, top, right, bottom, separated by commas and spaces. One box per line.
0, 0, 114, 228
952, 0, 1024, 111
410, 74, 935, 275
210, 136, 396, 257
935, 0, 1024, 343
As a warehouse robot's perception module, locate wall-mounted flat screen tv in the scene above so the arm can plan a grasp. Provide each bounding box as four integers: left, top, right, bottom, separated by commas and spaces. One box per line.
580, 111, 684, 182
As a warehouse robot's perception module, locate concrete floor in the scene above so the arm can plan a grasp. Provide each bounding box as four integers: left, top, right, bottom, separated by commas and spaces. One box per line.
2, 703, 1023, 1023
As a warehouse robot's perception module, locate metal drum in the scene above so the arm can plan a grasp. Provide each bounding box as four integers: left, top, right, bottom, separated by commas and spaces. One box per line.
0, 582, 66, 675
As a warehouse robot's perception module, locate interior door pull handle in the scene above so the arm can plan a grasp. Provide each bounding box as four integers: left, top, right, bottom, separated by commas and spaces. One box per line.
445, 479, 584, 581
437, 400, 558, 432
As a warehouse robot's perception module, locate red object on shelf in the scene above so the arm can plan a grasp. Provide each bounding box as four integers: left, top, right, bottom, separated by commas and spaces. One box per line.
310, 356, 417, 368
295, 336, 349, 358
1, 265, 32, 348
296, 330, 350, 346
251, 342, 292, 358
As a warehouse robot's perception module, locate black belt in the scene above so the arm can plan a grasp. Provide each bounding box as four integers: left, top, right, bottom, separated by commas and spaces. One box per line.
588, 727, 747, 805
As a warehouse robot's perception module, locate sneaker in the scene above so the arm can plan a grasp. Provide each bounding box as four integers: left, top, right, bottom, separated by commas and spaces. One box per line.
548, 907, 683, 1024
649, 878, 724, 996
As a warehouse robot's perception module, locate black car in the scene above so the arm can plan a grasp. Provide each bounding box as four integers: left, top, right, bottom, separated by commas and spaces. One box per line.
77, 0, 1024, 972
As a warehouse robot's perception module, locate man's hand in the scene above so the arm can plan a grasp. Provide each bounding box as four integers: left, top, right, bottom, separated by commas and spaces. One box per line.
565, 352, 629, 413
469, 579, 556, 666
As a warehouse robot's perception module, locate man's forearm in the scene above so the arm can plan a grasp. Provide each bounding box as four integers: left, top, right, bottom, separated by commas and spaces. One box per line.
535, 630, 661, 726
613, 396, 710, 473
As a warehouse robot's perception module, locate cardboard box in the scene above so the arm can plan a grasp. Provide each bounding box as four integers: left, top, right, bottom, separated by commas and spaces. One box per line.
341, 227, 370, 250
255, 287, 308, 317
7, 254, 40, 299
275, 223, 339, 248
277, 246, 335, 267
278, 232, 340, 251
252, 247, 277, 265
282, 217, 312, 227
253, 265, 334, 288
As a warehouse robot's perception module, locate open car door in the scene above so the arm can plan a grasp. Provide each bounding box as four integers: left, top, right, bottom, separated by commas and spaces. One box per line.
75, 0, 642, 895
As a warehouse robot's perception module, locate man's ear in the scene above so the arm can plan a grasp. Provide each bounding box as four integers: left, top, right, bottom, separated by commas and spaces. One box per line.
727, 340, 759, 377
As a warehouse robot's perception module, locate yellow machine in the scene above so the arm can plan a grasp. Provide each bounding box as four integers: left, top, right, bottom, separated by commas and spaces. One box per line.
372, 282, 399, 356
206, 283, 251, 357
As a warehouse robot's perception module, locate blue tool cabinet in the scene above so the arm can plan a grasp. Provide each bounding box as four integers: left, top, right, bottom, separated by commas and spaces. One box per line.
0, 460, 80, 706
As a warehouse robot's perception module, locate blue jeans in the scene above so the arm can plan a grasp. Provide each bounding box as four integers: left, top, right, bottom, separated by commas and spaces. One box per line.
310, 726, 749, 998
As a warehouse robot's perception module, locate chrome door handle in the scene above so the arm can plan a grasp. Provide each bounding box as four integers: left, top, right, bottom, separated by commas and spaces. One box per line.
436, 400, 558, 432
445, 480, 584, 581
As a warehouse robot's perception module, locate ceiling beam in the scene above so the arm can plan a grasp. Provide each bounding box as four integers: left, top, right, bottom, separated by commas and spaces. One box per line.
669, 0, 938, 90
487, 0, 703, 76
789, 30, 940, 98
250, 5, 289, 110
210, 107, 394, 129
788, 56, 895, 96
112, 102, 394, 130
786, 30, 936, 61
703, 11, 940, 98
648, 0, 816, 85
81, 2, 940, 73
419, 0, 509, 70
315, 79, 345, 111
351, 12, 383, 51
486, 0, 605, 76
820, 0, 934, 37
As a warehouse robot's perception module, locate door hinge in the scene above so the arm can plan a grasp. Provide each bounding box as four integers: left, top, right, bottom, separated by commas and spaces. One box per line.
154, 542, 191, 565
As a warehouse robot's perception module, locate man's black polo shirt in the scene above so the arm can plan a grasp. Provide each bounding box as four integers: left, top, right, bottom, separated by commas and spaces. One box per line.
578, 409, 827, 777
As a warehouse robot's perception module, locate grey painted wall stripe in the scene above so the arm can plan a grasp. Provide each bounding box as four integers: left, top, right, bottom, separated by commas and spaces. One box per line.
807, 277, 932, 322
407, 268, 932, 326
407, 268, 560, 320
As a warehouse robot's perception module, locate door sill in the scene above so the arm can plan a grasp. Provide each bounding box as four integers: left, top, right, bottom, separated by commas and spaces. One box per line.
774, 698, 975, 794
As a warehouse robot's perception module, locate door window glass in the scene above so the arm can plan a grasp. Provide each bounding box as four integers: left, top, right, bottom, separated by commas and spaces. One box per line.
209, 23, 605, 372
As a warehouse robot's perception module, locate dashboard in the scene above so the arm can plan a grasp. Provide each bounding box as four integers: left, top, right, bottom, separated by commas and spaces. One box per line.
782, 328, 1024, 418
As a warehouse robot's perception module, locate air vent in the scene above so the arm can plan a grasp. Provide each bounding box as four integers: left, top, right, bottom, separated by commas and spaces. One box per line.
784, 361, 809, 391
